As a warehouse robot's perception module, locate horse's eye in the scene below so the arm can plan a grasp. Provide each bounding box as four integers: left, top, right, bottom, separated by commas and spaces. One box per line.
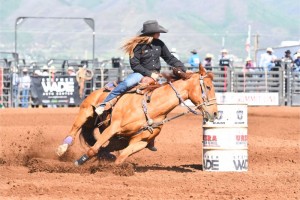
206, 86, 211, 90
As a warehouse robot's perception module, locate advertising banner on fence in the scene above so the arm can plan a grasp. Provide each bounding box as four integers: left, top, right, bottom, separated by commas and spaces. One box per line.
183, 92, 279, 106
0, 68, 3, 102
31, 76, 82, 105
216, 92, 279, 106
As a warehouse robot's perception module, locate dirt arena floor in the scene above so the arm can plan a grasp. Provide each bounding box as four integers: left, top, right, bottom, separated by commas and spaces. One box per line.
0, 106, 299, 200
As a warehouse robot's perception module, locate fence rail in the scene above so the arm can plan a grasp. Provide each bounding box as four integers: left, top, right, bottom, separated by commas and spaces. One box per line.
1, 61, 300, 107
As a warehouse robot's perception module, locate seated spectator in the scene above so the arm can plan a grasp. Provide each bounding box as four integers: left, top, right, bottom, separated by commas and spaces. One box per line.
282, 50, 294, 71
293, 49, 300, 60
41, 65, 49, 76
67, 66, 76, 76
245, 57, 255, 72
203, 53, 214, 71
188, 49, 200, 70
219, 49, 233, 70
293, 53, 300, 72
282, 50, 293, 63
259, 47, 277, 71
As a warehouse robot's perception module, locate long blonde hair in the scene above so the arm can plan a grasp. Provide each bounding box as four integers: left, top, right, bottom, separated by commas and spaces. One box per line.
122, 36, 153, 58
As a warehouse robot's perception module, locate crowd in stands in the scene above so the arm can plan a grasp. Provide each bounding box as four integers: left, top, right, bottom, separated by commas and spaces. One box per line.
170, 47, 300, 73
2, 47, 300, 108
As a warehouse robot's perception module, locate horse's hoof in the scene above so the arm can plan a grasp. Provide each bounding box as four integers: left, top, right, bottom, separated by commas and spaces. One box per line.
56, 143, 69, 156
98, 151, 116, 161
74, 154, 89, 166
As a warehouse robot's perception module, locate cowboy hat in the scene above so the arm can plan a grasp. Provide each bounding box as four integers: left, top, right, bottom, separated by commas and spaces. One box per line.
221, 49, 228, 53
191, 49, 197, 54
22, 67, 28, 72
67, 66, 75, 71
137, 20, 168, 36
266, 47, 273, 52
42, 65, 48, 70
285, 50, 291, 54
296, 53, 300, 58
205, 53, 213, 58
246, 57, 252, 61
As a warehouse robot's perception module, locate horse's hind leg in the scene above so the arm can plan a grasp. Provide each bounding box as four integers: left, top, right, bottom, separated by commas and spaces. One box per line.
56, 105, 94, 156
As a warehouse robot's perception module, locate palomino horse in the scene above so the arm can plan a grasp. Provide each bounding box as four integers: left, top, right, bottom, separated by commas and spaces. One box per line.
57, 64, 218, 165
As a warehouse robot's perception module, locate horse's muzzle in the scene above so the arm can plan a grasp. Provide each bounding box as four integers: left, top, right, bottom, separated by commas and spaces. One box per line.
203, 111, 218, 122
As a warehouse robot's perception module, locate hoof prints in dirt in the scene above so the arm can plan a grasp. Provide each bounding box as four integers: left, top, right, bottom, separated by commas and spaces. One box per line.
0, 157, 7, 165
25, 158, 135, 176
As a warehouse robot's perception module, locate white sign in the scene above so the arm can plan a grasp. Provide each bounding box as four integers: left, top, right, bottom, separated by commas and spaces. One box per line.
203, 104, 248, 127
216, 92, 279, 105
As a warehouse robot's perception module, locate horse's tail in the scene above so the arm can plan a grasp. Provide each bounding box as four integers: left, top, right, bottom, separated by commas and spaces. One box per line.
80, 124, 96, 146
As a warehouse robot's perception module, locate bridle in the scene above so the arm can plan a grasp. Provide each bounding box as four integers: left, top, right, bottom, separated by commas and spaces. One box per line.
196, 74, 217, 113
168, 73, 217, 117
136, 73, 217, 135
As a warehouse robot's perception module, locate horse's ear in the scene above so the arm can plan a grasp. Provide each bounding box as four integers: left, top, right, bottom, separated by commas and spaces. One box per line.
198, 64, 206, 76
207, 72, 214, 81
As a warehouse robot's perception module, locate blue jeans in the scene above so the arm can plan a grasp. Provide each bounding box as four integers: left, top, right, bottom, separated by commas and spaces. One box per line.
101, 72, 143, 105
267, 63, 275, 71
21, 88, 30, 108
12, 85, 19, 107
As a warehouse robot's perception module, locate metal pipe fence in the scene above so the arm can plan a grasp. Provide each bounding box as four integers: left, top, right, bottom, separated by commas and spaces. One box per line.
1, 61, 300, 107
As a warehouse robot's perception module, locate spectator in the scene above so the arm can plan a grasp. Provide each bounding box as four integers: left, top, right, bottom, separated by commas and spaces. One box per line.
219, 49, 230, 59
19, 68, 31, 108
259, 47, 277, 71
203, 53, 214, 71
282, 50, 294, 71
219, 49, 233, 70
49, 66, 57, 108
67, 66, 76, 76
11, 66, 19, 107
41, 65, 49, 76
293, 49, 300, 60
30, 70, 42, 108
170, 48, 180, 60
245, 57, 255, 72
282, 50, 293, 62
188, 49, 200, 70
293, 53, 300, 72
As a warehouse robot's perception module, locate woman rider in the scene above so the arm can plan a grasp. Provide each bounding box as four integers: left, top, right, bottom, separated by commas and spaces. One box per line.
95, 20, 189, 151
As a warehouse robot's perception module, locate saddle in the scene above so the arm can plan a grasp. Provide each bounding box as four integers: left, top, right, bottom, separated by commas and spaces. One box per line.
97, 69, 192, 127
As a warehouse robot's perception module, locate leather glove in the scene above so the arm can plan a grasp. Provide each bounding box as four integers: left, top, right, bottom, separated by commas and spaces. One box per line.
151, 73, 159, 80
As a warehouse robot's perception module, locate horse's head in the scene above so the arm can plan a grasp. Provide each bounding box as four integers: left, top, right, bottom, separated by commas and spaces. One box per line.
188, 64, 218, 122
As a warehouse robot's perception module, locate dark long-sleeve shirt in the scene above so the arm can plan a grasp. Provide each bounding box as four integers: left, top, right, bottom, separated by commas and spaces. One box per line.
130, 38, 186, 77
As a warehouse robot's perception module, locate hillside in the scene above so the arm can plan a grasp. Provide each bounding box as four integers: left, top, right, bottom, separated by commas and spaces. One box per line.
0, 0, 299, 63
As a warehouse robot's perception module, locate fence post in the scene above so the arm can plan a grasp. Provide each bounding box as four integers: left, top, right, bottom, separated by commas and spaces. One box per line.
286, 67, 292, 106
279, 67, 284, 105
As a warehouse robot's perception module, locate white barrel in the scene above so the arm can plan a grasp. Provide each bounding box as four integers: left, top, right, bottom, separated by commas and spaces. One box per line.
203, 149, 248, 172
203, 104, 248, 128
203, 127, 248, 149
202, 104, 248, 172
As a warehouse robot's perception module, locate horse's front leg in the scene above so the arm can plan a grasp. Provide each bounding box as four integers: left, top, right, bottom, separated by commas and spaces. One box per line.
115, 128, 162, 165
75, 123, 119, 166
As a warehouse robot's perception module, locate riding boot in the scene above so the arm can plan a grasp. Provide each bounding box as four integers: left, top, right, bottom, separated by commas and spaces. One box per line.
146, 140, 157, 151
95, 105, 105, 116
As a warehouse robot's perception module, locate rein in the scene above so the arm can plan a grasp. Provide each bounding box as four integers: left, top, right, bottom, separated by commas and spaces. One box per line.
137, 74, 215, 135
